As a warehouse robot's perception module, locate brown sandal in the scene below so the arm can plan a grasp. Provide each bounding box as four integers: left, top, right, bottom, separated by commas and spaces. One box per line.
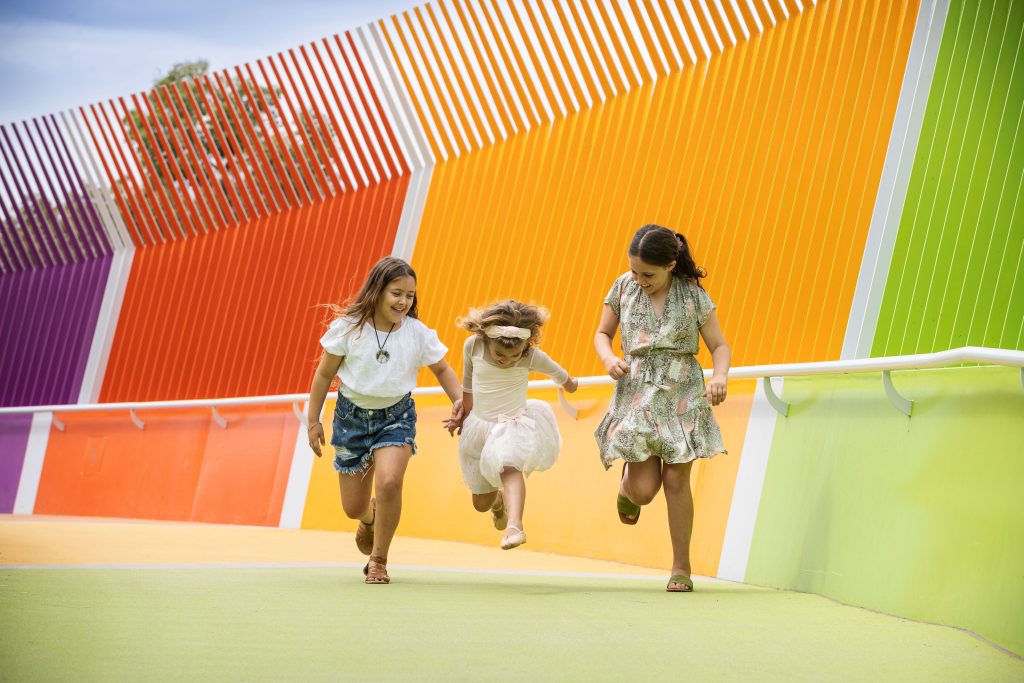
363, 555, 390, 584
355, 498, 375, 556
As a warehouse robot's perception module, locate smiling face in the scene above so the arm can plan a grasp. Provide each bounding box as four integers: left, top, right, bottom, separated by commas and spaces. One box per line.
487, 338, 528, 367
628, 255, 675, 296
375, 275, 416, 327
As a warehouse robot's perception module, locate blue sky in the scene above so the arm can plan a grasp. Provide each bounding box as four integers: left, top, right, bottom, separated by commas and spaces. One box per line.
0, 0, 420, 125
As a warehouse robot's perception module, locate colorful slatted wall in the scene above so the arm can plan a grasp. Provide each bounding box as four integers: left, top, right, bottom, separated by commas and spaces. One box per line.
872, 0, 1024, 356
2, 0, 1024, 657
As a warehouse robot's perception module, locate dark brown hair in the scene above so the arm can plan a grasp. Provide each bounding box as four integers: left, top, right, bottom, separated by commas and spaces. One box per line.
628, 224, 706, 284
457, 300, 549, 349
328, 257, 419, 331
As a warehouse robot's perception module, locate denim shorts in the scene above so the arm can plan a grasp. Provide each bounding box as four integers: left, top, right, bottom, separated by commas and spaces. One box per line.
330, 392, 417, 475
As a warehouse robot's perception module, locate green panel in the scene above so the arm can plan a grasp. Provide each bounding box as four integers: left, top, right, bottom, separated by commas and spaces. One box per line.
745, 366, 1024, 655
874, 0, 1024, 356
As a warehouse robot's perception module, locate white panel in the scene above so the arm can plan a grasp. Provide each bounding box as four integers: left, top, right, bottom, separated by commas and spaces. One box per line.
13, 412, 52, 515
717, 379, 782, 582
359, 24, 435, 169
78, 247, 135, 403
279, 413, 316, 529
842, 0, 952, 359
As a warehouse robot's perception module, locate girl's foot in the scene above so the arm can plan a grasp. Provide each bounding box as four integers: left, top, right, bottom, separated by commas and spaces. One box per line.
491, 492, 508, 531
666, 573, 693, 592
355, 498, 376, 556
363, 555, 390, 584
617, 463, 640, 525
501, 526, 527, 550
617, 493, 640, 525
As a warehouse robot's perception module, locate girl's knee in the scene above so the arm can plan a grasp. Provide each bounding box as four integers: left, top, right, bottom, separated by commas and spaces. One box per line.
472, 493, 496, 512
630, 485, 660, 506
662, 464, 692, 496
375, 474, 404, 500
341, 498, 369, 520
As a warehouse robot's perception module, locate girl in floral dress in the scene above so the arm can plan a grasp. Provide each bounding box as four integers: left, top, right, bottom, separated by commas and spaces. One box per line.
593, 225, 731, 592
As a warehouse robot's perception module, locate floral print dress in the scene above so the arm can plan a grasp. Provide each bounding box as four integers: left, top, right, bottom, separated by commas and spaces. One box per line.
595, 273, 727, 469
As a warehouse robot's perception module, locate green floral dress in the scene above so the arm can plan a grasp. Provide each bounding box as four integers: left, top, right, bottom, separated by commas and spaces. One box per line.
595, 273, 727, 469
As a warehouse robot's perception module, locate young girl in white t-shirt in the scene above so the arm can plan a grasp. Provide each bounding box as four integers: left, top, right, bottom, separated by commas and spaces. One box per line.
449, 300, 577, 550
307, 257, 463, 584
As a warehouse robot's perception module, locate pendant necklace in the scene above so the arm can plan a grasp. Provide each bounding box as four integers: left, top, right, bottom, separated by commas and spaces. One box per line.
373, 319, 397, 364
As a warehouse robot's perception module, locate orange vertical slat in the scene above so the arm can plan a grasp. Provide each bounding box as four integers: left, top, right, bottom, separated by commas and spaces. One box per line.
180, 80, 250, 221
147, 89, 216, 233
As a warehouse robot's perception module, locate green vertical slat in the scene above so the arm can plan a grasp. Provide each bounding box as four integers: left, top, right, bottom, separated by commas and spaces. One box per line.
873, 0, 1024, 356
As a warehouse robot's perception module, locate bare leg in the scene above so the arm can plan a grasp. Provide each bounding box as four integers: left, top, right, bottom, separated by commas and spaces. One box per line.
338, 466, 375, 525
499, 468, 527, 549
471, 492, 499, 513
662, 461, 695, 583
620, 457, 663, 507
500, 467, 526, 530
369, 445, 412, 559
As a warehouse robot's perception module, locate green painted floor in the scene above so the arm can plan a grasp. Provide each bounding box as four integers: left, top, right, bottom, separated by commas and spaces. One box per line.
2, 567, 1021, 682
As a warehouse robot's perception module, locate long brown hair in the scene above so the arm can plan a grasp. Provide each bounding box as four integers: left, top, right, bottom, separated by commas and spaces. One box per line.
328, 257, 419, 331
457, 300, 548, 349
629, 224, 706, 285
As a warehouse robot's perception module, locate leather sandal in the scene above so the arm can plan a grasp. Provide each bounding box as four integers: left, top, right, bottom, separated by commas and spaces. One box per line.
363, 555, 390, 584
355, 498, 375, 556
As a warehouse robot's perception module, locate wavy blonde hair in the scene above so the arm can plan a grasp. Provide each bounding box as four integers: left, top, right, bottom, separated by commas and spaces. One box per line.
457, 299, 549, 349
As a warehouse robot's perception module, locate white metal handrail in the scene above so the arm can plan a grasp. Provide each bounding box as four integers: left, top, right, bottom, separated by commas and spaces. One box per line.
0, 346, 1020, 428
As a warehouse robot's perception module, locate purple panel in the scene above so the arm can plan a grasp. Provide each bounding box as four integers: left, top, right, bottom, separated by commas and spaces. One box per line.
0, 414, 31, 512
0, 255, 112, 406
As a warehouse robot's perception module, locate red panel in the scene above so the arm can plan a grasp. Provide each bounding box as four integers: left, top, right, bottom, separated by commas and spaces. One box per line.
99, 177, 408, 401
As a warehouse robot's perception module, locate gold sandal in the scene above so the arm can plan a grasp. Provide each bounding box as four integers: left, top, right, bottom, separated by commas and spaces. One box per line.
355, 498, 375, 556
363, 555, 390, 584
491, 492, 508, 531
666, 575, 693, 592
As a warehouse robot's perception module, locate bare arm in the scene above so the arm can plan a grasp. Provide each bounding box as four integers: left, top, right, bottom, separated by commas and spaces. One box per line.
594, 304, 630, 380
307, 352, 344, 456
429, 358, 465, 436
699, 310, 731, 406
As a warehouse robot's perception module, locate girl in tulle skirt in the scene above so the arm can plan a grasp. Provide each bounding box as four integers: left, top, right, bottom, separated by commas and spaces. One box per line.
448, 300, 577, 550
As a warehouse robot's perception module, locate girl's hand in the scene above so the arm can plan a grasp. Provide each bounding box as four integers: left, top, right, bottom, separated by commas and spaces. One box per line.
308, 423, 325, 456
603, 355, 630, 380
443, 399, 465, 437
443, 415, 464, 436
704, 375, 727, 406
562, 377, 579, 393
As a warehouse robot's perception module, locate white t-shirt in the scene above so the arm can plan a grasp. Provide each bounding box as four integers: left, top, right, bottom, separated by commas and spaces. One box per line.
320, 316, 448, 408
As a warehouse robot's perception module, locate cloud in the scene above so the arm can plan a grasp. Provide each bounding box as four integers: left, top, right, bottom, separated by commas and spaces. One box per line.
0, 0, 420, 124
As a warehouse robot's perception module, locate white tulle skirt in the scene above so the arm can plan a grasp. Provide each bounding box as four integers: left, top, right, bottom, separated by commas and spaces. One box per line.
458, 399, 562, 492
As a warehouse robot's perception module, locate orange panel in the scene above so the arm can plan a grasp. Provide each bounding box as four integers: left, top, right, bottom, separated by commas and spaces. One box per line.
35, 406, 295, 525
409, 0, 920, 389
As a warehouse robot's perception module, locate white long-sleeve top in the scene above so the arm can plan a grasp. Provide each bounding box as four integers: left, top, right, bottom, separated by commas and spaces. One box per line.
462, 336, 569, 421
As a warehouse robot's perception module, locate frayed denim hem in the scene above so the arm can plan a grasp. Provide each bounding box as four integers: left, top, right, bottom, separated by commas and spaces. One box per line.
334, 452, 374, 475
370, 439, 417, 456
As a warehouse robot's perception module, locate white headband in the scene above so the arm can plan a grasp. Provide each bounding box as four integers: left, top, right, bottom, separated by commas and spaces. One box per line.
483, 325, 531, 340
